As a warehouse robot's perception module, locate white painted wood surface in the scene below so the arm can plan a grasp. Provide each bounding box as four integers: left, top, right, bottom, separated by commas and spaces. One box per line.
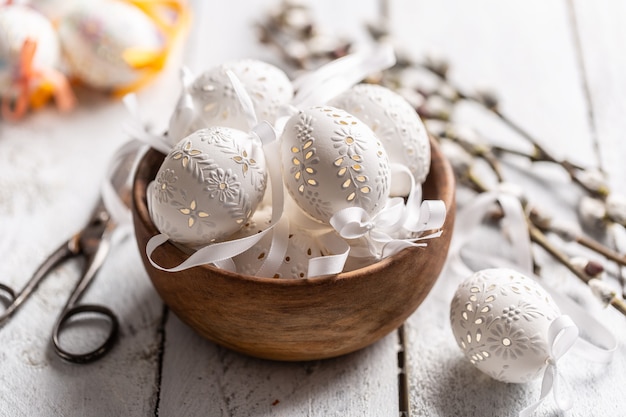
0, 1, 624, 416
395, 1, 626, 416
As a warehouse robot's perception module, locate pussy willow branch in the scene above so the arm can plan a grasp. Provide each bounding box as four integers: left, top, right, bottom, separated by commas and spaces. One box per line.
440, 129, 505, 183
256, 1, 351, 71
529, 209, 626, 267
414, 65, 609, 199
256, 1, 626, 315
461, 154, 626, 317
528, 221, 626, 316
452, 133, 626, 269
489, 144, 588, 171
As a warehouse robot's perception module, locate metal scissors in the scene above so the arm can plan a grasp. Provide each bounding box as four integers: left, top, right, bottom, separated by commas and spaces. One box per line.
0, 197, 119, 363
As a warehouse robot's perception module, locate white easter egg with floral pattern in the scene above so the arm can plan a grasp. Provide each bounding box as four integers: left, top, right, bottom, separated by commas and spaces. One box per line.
329, 83, 430, 196
178, 59, 293, 140
148, 127, 267, 247
0, 5, 60, 96
280, 106, 391, 224
229, 207, 325, 279
450, 268, 561, 383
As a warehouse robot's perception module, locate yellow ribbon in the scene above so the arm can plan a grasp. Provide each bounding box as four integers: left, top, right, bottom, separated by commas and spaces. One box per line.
113, 0, 192, 96
1, 38, 75, 121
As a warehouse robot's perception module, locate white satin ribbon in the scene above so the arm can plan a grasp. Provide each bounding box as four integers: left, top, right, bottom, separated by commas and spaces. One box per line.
101, 140, 145, 222
167, 67, 196, 145
145, 71, 289, 277
519, 315, 578, 417
448, 183, 617, 415
272, 43, 397, 134
329, 162, 446, 260
122, 94, 171, 155
99, 138, 151, 248
291, 43, 396, 108
226, 69, 257, 130
137, 48, 432, 278
307, 231, 352, 278
329, 200, 445, 260
394, 164, 447, 236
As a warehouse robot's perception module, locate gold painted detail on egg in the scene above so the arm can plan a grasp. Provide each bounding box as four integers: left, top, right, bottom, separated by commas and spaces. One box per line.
331, 128, 374, 204
210, 139, 266, 192
317, 106, 359, 127
290, 113, 320, 194
171, 139, 217, 182
331, 127, 369, 155
178, 199, 212, 228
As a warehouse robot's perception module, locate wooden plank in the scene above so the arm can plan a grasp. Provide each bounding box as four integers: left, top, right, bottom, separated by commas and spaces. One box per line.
390, 0, 596, 166
154, 1, 401, 416
159, 315, 399, 417
0, 106, 165, 415
0, 13, 188, 416
392, 0, 626, 416
570, 0, 626, 192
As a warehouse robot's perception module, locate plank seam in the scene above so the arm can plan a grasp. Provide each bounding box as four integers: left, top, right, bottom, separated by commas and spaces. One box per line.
566, 0, 602, 171
153, 304, 170, 417
397, 325, 410, 417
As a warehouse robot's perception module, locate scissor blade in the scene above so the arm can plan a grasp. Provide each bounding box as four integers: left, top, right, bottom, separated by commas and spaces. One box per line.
0, 238, 77, 324
63, 219, 115, 310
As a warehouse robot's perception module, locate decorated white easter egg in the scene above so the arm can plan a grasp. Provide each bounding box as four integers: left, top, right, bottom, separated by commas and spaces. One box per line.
148, 127, 267, 247
449, 268, 562, 383
230, 207, 325, 279
178, 59, 293, 138
57, 0, 164, 90
28, 0, 81, 20
0, 4, 60, 96
280, 106, 391, 224
329, 83, 430, 196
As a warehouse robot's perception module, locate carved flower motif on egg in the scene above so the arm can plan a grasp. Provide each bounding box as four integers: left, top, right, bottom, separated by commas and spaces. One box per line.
450, 268, 561, 383
281, 106, 390, 224
154, 169, 177, 203
330, 84, 431, 196
170, 139, 216, 181
177, 199, 212, 229
149, 127, 267, 247
205, 168, 240, 202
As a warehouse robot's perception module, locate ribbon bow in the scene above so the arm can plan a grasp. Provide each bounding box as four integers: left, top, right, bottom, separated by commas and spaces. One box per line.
330, 199, 445, 260
448, 183, 617, 416
330, 162, 446, 260
2, 38, 75, 121
519, 315, 578, 416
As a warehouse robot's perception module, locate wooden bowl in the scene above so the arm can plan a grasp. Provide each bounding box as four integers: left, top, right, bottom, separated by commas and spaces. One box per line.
131, 137, 456, 361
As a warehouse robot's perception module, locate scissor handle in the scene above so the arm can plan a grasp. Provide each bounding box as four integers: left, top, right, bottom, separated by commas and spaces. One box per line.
51, 303, 119, 364
0, 283, 16, 304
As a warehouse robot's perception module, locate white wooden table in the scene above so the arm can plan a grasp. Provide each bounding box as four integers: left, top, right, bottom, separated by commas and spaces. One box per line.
1, 1, 625, 416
